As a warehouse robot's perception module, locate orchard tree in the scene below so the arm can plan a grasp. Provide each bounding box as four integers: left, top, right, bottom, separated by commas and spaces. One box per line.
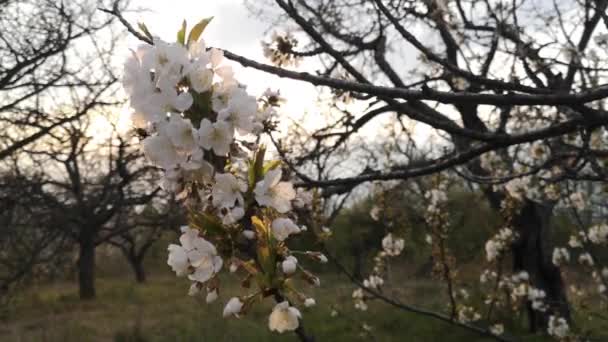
108, 196, 184, 283
15, 117, 160, 299
0, 0, 123, 160
0, 172, 71, 300
105, 0, 608, 340
239, 0, 608, 337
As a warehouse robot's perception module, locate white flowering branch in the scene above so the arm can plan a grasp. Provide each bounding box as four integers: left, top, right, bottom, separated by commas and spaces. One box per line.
100, 5, 328, 340
322, 247, 515, 342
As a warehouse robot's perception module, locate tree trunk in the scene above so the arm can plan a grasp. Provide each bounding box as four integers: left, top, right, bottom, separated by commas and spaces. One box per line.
128, 255, 147, 283
351, 245, 364, 280
511, 200, 570, 332
78, 231, 96, 300
455, 94, 570, 332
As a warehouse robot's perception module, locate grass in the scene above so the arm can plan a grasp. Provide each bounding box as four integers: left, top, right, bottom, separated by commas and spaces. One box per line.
0, 267, 513, 342
1, 249, 604, 342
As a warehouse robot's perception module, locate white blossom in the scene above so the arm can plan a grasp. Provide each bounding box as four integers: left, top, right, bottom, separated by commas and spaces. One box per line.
568, 235, 582, 248
254, 169, 296, 213
293, 188, 313, 209
490, 324, 504, 336
458, 306, 481, 323
163, 114, 198, 153
485, 240, 501, 262
271, 218, 301, 241
217, 94, 257, 134
188, 64, 214, 93
167, 242, 189, 276
505, 177, 530, 201
268, 301, 301, 333
223, 297, 244, 318
212, 173, 246, 209
547, 315, 569, 338
242, 230, 255, 239
569, 192, 586, 211
304, 298, 316, 307
588, 223, 608, 244
142, 134, 182, 168
528, 288, 546, 311
219, 206, 245, 225
166, 227, 223, 284
206, 289, 218, 303
382, 233, 404, 256
198, 118, 234, 156
282, 255, 298, 275
363, 275, 384, 289
552, 247, 570, 266
513, 271, 529, 282
579, 252, 594, 266
369, 206, 381, 221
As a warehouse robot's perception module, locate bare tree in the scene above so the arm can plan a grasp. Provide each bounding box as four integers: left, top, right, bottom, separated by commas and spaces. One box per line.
108, 196, 184, 283
0, 0, 124, 160
13, 116, 160, 299
232, 0, 608, 333
0, 172, 70, 300
102, 1, 608, 338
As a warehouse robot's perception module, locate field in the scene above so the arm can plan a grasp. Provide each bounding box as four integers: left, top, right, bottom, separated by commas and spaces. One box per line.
0, 250, 560, 342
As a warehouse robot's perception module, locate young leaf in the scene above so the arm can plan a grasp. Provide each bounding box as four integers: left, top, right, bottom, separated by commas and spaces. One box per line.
137, 22, 154, 42
253, 145, 266, 180
177, 20, 187, 45
248, 160, 256, 192
247, 146, 266, 191
251, 216, 276, 281
188, 17, 214, 45
262, 160, 281, 175
251, 216, 268, 237
188, 210, 224, 237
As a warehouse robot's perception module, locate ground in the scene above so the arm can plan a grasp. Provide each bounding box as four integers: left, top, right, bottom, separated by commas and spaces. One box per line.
1, 271, 517, 342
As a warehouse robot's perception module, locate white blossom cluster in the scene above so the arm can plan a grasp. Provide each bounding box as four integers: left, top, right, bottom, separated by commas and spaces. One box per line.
486, 271, 551, 313
424, 185, 448, 217
457, 305, 481, 323
552, 247, 570, 266
489, 323, 504, 336
485, 228, 516, 262
168, 226, 223, 295
351, 227, 405, 312
381, 233, 405, 257
123, 37, 274, 197
588, 223, 608, 245
547, 315, 569, 339
122, 24, 324, 334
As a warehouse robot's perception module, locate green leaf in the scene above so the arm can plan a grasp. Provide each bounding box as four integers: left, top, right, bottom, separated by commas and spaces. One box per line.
187, 17, 214, 45
177, 20, 187, 45
262, 160, 281, 175
254, 145, 266, 178
251, 216, 268, 237
251, 216, 275, 281
247, 146, 266, 191
188, 210, 224, 237
248, 160, 256, 192
137, 22, 154, 42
